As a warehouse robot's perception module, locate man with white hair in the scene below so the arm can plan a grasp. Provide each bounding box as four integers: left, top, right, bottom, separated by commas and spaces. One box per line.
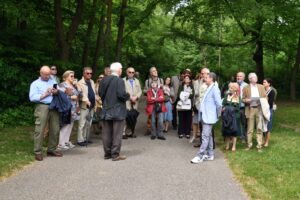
236, 71, 248, 143
99, 62, 130, 161
123, 67, 142, 138
243, 72, 266, 152
29, 65, 62, 161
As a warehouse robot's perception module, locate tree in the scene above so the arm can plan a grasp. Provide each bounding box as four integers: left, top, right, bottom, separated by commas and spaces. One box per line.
115, 0, 128, 62
54, 0, 84, 61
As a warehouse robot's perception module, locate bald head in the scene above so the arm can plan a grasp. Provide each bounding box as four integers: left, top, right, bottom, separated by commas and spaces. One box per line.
40, 66, 51, 81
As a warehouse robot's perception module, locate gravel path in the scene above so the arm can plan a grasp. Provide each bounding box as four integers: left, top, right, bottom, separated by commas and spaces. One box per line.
0, 101, 247, 200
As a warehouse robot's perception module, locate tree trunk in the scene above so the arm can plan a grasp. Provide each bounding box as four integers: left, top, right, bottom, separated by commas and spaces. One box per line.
115, 0, 127, 62
82, 0, 98, 67
92, 4, 106, 73
252, 39, 264, 83
252, 17, 264, 83
54, 0, 68, 60
54, 0, 84, 61
103, 0, 113, 65
290, 33, 300, 100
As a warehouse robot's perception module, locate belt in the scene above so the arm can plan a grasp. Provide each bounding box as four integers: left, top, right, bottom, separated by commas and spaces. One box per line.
250, 106, 258, 108
38, 103, 50, 106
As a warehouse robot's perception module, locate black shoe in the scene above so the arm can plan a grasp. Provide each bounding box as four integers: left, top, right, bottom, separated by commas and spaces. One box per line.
179, 135, 183, 139
144, 130, 151, 136
157, 136, 166, 140
150, 136, 156, 140
186, 135, 190, 139
122, 135, 128, 139
163, 130, 167, 133
128, 134, 137, 138
104, 155, 112, 160
77, 142, 86, 146
84, 140, 93, 144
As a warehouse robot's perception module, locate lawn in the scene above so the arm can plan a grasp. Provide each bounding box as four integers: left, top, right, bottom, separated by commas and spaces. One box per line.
216, 101, 300, 200
0, 126, 34, 181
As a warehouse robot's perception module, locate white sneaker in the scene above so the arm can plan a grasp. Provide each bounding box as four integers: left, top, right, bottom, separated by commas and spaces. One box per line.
57, 145, 69, 151
66, 142, 75, 149
204, 155, 214, 161
190, 155, 205, 164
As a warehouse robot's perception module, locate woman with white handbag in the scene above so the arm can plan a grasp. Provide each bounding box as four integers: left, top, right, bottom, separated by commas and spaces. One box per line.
176, 75, 194, 139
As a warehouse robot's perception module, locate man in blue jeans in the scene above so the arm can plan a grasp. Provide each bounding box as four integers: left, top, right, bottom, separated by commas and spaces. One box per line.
191, 72, 222, 164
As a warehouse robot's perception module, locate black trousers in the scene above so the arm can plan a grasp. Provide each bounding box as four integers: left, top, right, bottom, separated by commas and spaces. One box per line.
178, 110, 192, 136
172, 100, 178, 128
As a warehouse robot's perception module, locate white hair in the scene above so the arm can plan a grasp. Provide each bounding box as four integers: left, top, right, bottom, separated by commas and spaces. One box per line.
110, 62, 122, 72
248, 72, 257, 80
237, 71, 245, 78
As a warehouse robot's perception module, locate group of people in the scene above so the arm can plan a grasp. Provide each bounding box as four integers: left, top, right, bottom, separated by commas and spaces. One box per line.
29, 63, 276, 164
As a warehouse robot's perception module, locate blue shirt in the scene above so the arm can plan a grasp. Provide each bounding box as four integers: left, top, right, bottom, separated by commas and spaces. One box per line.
238, 81, 248, 108
129, 79, 134, 90
29, 77, 57, 104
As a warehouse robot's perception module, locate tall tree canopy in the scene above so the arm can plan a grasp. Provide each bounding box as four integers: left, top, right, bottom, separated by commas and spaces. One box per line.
0, 0, 299, 111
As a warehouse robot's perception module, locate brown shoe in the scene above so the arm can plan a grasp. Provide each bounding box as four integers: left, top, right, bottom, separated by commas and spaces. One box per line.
112, 155, 126, 161
47, 151, 63, 157
35, 154, 43, 161
193, 143, 200, 148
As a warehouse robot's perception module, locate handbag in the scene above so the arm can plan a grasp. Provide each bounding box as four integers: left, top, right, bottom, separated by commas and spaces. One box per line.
176, 99, 191, 111
154, 102, 162, 113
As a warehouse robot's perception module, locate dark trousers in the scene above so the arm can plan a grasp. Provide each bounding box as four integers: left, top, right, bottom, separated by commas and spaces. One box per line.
239, 108, 247, 141
172, 100, 178, 128
102, 120, 125, 158
178, 110, 192, 136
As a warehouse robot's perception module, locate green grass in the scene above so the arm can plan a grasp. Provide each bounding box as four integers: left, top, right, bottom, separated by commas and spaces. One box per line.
216, 101, 300, 200
0, 126, 34, 180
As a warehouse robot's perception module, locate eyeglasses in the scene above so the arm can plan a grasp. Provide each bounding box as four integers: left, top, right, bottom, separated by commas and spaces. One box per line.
128, 71, 135, 74
99, 76, 104, 79
86, 72, 93, 75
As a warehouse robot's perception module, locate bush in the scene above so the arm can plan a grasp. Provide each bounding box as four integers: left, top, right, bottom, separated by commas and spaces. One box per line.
0, 105, 34, 129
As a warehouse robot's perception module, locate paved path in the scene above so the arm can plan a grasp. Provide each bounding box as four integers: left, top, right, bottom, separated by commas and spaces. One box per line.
0, 101, 247, 200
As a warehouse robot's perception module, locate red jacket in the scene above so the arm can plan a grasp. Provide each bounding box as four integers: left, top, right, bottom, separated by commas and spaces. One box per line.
146, 88, 167, 115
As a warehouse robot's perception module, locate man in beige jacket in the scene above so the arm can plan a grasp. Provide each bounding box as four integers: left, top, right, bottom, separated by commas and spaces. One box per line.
123, 67, 142, 138
77, 67, 97, 146
243, 72, 266, 152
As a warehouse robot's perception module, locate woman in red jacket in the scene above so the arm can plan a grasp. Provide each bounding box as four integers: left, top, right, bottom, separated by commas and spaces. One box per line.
146, 81, 167, 140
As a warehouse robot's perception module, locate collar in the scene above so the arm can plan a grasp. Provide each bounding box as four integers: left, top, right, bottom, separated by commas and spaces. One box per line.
112, 72, 119, 77
125, 77, 135, 80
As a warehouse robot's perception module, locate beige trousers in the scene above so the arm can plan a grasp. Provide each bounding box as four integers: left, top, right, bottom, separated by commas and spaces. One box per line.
247, 107, 263, 149
34, 104, 59, 154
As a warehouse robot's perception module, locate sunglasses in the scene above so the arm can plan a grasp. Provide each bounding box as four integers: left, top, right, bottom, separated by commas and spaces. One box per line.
70, 75, 74, 78
128, 71, 135, 74
86, 72, 93, 75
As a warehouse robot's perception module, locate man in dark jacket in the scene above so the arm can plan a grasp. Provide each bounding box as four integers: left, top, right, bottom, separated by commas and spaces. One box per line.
100, 62, 130, 161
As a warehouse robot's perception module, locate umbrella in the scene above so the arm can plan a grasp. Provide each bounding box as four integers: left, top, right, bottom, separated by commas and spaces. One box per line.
126, 108, 139, 134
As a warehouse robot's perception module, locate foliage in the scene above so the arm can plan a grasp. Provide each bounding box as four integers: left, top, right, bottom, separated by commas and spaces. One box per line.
0, 106, 34, 129
0, 0, 299, 122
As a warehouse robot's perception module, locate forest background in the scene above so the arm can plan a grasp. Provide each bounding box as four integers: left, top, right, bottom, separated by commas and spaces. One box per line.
0, 0, 299, 128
